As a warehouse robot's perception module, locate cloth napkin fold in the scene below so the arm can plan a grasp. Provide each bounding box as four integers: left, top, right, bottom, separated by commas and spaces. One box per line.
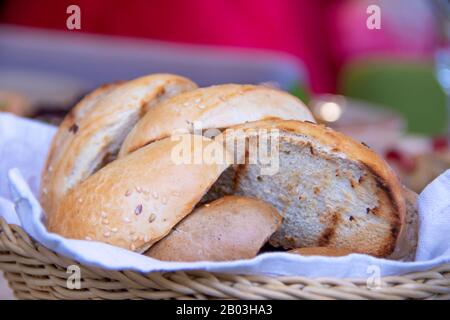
1, 113, 449, 279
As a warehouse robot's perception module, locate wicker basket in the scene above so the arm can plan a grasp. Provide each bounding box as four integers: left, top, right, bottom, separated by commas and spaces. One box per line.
1, 218, 449, 300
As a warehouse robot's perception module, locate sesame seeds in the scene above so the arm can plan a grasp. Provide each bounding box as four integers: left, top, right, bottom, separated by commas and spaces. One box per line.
103, 231, 111, 238
123, 217, 131, 223
131, 234, 138, 241
101, 211, 107, 218
85, 236, 92, 241
102, 219, 109, 225
148, 213, 156, 223
78, 198, 83, 203
161, 197, 168, 205
111, 227, 118, 233
42, 187, 48, 195
130, 244, 136, 251
152, 191, 159, 199
135, 186, 143, 193
135, 204, 143, 215
125, 189, 132, 197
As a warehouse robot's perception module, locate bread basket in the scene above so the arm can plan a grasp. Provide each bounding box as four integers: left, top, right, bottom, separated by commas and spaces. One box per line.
1, 75, 449, 300
1, 218, 449, 300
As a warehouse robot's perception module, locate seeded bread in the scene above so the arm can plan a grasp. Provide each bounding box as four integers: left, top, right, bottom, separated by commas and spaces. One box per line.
48, 135, 230, 252
206, 119, 405, 257
146, 196, 282, 261
119, 84, 315, 156
40, 74, 197, 217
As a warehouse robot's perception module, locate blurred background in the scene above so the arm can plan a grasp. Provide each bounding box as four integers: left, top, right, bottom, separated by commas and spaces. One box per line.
0, 0, 449, 192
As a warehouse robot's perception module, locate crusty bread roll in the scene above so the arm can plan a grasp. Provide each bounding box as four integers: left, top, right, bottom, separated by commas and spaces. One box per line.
119, 84, 315, 156
48, 134, 230, 252
41, 74, 196, 217
206, 119, 405, 257
288, 247, 353, 257
146, 196, 282, 261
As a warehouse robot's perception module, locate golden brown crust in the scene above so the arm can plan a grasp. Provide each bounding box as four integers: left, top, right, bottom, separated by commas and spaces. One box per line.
119, 84, 315, 156
288, 247, 354, 257
40, 74, 197, 217
146, 196, 282, 261
48, 135, 230, 252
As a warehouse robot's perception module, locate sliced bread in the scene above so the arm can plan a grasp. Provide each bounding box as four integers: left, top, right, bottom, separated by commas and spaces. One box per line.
206, 119, 405, 257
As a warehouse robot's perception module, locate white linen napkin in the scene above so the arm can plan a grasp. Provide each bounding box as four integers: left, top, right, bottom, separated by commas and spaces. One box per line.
1, 113, 449, 279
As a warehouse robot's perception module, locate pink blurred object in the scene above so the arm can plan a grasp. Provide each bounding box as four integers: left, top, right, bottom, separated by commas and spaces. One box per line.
328, 0, 438, 64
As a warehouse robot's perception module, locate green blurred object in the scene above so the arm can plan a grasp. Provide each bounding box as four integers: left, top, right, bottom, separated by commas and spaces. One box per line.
339, 59, 448, 135
289, 82, 310, 104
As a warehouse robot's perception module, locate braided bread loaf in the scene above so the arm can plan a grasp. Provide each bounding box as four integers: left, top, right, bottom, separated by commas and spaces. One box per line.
41, 73, 409, 260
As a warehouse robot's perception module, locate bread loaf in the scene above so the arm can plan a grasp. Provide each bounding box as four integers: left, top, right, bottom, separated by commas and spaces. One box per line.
146, 196, 282, 261
206, 119, 405, 257
40, 74, 196, 217
119, 84, 315, 156
41, 75, 408, 260
48, 134, 230, 252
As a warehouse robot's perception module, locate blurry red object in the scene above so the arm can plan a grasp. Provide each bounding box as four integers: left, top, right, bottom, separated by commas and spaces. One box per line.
0, 0, 439, 93
385, 148, 416, 173
0, 0, 336, 93
432, 137, 449, 152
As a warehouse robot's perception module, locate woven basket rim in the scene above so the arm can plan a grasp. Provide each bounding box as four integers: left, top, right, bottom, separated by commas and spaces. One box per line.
1, 217, 450, 300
